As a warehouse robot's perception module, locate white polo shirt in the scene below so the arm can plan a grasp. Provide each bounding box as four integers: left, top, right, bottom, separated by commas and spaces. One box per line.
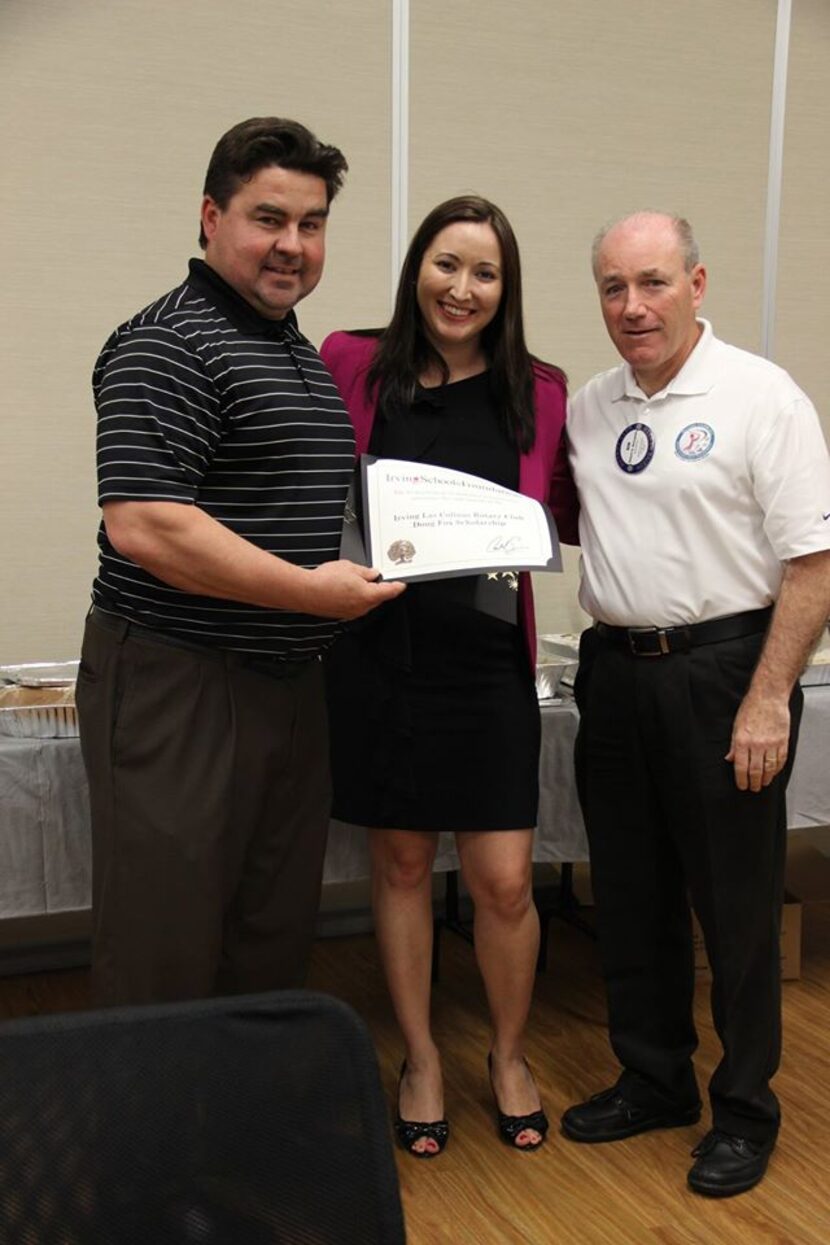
568, 320, 830, 627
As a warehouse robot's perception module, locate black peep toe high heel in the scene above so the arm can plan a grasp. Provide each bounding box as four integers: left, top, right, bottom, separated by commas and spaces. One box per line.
394, 1061, 449, 1158
487, 1052, 549, 1151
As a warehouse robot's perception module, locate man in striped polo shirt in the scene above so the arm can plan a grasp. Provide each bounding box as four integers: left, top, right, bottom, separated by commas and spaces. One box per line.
77, 118, 403, 1007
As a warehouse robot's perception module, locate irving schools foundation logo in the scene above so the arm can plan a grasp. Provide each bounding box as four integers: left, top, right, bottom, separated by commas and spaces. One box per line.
388, 539, 416, 565
675, 423, 715, 461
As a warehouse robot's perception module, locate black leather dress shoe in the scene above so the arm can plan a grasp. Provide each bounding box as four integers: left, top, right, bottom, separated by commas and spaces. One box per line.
687, 1130, 775, 1197
561, 1086, 702, 1143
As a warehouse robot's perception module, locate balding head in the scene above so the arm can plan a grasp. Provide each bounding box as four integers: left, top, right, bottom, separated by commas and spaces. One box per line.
592, 212, 700, 281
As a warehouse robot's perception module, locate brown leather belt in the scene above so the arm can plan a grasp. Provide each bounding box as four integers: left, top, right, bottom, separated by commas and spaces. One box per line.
594, 606, 772, 657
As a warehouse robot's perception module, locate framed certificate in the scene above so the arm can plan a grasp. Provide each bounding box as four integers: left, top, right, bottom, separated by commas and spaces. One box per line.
354, 456, 562, 582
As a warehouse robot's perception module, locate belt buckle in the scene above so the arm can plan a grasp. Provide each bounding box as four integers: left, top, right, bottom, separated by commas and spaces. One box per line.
628, 627, 671, 657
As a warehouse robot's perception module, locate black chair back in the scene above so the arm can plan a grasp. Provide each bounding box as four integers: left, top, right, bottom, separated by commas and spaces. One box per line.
0, 990, 405, 1244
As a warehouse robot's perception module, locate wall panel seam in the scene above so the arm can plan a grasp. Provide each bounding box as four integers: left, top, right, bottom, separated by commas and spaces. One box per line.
391, 0, 410, 309
762, 0, 792, 360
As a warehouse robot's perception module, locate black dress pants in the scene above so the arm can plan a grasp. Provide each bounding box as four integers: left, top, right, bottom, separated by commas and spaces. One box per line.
76, 611, 332, 1007
574, 626, 803, 1144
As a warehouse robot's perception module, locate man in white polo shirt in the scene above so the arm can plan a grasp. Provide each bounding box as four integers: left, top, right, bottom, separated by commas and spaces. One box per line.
562, 211, 830, 1197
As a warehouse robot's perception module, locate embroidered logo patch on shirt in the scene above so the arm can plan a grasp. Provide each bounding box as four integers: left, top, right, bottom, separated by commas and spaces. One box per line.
615, 423, 655, 474
675, 423, 715, 461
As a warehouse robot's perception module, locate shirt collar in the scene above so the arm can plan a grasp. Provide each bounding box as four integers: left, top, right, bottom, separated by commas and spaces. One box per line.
186, 258, 300, 340
611, 318, 716, 403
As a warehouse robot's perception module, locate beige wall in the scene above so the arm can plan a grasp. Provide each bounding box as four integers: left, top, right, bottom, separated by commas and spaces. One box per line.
410, 0, 778, 635
0, 0, 391, 662
0, 0, 826, 661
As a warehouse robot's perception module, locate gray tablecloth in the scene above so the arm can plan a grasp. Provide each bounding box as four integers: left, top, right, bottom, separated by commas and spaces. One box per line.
1, 690, 828, 918
0, 736, 91, 915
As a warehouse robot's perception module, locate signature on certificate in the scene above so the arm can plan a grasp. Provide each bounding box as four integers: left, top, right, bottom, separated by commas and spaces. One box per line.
486, 534, 527, 554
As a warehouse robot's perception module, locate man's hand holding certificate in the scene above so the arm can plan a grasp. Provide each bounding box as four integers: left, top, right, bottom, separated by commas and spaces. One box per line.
360, 456, 562, 582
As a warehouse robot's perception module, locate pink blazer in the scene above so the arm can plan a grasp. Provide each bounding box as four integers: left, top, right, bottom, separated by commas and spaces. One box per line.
321, 331, 579, 669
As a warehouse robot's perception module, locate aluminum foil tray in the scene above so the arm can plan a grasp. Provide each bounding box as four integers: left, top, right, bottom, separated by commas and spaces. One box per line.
536, 660, 578, 701
536, 635, 580, 701
0, 685, 78, 738
537, 633, 581, 661
0, 660, 79, 687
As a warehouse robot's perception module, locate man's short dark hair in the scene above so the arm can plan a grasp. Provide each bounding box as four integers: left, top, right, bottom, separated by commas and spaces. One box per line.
199, 117, 348, 247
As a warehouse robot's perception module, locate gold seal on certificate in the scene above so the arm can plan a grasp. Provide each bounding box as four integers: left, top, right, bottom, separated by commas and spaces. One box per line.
359, 456, 563, 582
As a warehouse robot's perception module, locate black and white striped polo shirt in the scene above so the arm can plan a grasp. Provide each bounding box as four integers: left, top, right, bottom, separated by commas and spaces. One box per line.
91, 260, 355, 659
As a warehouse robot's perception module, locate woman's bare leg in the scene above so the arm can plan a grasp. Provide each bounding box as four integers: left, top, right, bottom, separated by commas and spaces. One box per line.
370, 828, 443, 1154
457, 828, 544, 1147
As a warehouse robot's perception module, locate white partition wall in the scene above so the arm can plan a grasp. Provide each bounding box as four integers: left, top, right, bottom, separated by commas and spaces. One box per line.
0, 0, 827, 659
776, 0, 830, 438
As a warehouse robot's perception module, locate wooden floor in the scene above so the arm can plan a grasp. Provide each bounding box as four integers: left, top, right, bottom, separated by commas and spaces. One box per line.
2, 904, 829, 1244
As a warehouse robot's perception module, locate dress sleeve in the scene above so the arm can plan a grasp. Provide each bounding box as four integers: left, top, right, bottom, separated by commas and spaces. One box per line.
318, 331, 343, 377
318, 332, 378, 458
548, 423, 580, 546
534, 372, 579, 546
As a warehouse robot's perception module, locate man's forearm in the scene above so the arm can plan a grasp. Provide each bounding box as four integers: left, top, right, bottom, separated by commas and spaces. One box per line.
105, 500, 312, 605
748, 550, 830, 700
728, 549, 830, 790
102, 500, 405, 620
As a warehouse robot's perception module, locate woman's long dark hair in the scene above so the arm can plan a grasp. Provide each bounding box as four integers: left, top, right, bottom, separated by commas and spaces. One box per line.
365, 195, 565, 452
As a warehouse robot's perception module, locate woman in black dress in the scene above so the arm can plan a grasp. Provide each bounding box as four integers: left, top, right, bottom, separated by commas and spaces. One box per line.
321, 197, 578, 1156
